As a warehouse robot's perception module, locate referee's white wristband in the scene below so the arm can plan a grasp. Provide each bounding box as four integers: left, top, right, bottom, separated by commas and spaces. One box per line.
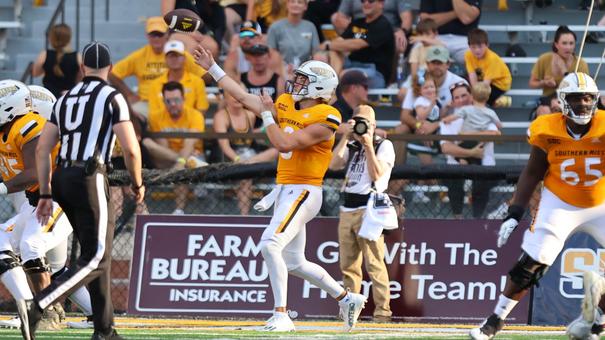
0, 183, 7, 195
261, 110, 276, 128
208, 63, 226, 82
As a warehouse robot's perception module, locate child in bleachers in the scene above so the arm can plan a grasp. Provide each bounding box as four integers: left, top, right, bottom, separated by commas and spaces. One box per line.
412, 72, 441, 123
398, 18, 441, 102
464, 28, 512, 107
442, 82, 502, 165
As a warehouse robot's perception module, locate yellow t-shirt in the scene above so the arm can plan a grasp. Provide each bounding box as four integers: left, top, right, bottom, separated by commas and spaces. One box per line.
147, 72, 209, 115
111, 45, 206, 100
148, 105, 205, 153
528, 110, 605, 208
0, 112, 59, 192
531, 52, 589, 97
464, 48, 512, 91
274, 94, 341, 186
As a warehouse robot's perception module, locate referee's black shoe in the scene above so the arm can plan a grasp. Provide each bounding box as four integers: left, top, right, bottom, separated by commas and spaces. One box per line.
20, 299, 42, 340
91, 328, 124, 340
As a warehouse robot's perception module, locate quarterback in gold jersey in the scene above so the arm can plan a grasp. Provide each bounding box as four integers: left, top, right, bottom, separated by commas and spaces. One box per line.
195, 46, 366, 332
471, 73, 605, 340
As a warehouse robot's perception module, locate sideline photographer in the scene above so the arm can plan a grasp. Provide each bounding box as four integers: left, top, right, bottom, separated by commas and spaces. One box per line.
329, 105, 395, 322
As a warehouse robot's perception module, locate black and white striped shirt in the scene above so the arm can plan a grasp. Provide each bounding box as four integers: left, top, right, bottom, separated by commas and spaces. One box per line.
50, 76, 130, 164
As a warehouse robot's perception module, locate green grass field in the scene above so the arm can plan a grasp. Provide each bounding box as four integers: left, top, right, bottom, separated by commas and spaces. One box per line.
0, 328, 575, 340
0, 316, 574, 340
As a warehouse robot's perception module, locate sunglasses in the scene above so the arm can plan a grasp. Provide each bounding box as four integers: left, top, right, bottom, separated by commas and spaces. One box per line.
360, 0, 378, 3
164, 98, 183, 105
449, 81, 469, 92
148, 31, 166, 38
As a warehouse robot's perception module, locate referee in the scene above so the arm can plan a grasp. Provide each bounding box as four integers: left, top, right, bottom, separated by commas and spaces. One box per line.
27, 41, 144, 340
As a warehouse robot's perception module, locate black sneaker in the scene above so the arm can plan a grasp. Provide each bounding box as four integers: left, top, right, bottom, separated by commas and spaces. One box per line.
91, 328, 124, 340
469, 314, 504, 339
592, 323, 603, 337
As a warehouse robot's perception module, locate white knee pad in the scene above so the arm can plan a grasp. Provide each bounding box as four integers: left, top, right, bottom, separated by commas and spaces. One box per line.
46, 239, 68, 273
260, 239, 283, 261
20, 235, 45, 263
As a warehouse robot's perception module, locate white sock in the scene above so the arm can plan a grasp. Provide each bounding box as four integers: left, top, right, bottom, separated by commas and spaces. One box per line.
1, 267, 33, 300
493, 294, 518, 320
69, 286, 93, 316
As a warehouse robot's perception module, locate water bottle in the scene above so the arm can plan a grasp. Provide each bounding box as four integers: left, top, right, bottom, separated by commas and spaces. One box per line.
396, 53, 406, 87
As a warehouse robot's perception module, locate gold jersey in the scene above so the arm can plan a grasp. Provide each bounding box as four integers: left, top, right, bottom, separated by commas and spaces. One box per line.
528, 110, 605, 208
275, 94, 341, 186
0, 112, 59, 192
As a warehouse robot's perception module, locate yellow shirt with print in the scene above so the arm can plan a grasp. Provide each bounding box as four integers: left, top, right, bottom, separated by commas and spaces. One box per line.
464, 48, 512, 91
528, 109, 605, 208
148, 105, 205, 153
111, 45, 206, 100
531, 52, 589, 97
275, 94, 341, 186
147, 71, 209, 115
0, 112, 59, 192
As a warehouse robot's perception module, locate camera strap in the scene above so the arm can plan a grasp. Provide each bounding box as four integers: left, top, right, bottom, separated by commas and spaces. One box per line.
344, 137, 385, 191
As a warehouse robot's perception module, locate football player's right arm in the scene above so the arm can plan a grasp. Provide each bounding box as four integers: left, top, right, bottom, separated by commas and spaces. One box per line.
194, 45, 263, 113
511, 146, 548, 208
3, 139, 39, 193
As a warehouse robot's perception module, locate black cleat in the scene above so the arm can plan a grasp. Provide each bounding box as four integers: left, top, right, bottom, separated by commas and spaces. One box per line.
469, 314, 504, 339
19, 299, 42, 340
91, 328, 124, 340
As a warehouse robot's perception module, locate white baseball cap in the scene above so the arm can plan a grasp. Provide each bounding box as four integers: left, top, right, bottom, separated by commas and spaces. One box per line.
164, 40, 185, 55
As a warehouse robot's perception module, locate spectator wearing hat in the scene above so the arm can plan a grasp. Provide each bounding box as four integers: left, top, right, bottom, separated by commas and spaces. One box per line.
333, 70, 370, 122
109, 17, 206, 117
267, 0, 319, 72
240, 44, 285, 101
419, 0, 482, 65
393, 45, 466, 165
318, 0, 395, 88
160, 0, 221, 57
148, 40, 209, 116
224, 20, 284, 78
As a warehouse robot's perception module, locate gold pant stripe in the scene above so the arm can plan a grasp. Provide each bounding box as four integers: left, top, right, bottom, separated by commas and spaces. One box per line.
42, 207, 63, 233
275, 190, 310, 234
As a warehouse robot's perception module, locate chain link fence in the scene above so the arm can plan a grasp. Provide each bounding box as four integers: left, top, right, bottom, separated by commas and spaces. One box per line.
0, 162, 539, 314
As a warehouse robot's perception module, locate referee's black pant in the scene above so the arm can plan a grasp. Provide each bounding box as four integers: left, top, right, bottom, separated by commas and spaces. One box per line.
35, 166, 115, 334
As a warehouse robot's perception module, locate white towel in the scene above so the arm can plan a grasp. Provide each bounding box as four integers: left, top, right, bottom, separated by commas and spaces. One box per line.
254, 184, 282, 212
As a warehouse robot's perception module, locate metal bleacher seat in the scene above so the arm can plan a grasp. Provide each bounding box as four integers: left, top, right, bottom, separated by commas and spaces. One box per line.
0, 0, 22, 68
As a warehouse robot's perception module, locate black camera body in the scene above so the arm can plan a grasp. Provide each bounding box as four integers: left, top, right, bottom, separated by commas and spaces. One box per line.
352, 116, 370, 135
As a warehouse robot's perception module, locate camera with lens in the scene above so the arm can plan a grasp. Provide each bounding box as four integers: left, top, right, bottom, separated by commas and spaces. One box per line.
352, 116, 370, 135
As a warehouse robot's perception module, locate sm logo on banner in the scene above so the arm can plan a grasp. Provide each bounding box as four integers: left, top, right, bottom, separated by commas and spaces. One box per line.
560, 248, 605, 298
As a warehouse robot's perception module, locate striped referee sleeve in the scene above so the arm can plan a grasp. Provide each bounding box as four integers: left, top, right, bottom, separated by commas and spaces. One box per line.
110, 92, 130, 123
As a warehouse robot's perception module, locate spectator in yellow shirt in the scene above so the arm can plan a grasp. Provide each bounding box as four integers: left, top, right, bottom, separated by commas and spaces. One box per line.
148, 40, 209, 116
109, 17, 206, 117
464, 28, 512, 107
144, 81, 206, 215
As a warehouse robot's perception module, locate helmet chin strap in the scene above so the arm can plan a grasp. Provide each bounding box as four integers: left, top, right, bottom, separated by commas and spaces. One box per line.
566, 103, 595, 125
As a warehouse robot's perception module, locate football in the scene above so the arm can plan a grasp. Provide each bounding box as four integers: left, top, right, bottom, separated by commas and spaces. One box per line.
163, 8, 202, 33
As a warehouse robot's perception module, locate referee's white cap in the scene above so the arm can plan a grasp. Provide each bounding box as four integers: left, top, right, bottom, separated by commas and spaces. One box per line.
82, 41, 111, 69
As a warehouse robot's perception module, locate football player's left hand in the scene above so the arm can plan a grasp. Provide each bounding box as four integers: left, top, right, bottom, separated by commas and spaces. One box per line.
497, 205, 525, 248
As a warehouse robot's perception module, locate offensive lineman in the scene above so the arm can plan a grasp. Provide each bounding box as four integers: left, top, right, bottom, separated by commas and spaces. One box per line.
194, 46, 367, 332
0, 82, 92, 337
470, 72, 605, 339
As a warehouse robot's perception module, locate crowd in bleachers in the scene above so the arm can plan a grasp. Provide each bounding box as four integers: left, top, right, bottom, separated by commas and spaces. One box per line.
30, 0, 604, 218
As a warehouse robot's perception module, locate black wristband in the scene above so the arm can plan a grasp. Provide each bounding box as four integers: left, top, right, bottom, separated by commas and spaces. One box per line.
39, 194, 52, 199
132, 182, 144, 190
505, 204, 525, 221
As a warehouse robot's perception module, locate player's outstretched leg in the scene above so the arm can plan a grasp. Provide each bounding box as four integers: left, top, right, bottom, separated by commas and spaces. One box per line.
566, 271, 605, 339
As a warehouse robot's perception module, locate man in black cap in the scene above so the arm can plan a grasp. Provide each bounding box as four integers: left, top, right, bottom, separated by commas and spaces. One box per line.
333, 70, 370, 122
25, 41, 144, 340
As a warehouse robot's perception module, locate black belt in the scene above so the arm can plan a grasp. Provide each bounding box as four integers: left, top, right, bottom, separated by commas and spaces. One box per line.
58, 159, 107, 172
343, 192, 370, 208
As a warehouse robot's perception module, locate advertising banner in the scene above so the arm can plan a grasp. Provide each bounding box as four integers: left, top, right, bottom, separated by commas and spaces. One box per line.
128, 215, 528, 323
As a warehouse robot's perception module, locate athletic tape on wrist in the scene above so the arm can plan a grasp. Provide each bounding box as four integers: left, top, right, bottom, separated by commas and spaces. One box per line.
208, 63, 226, 82
261, 110, 276, 128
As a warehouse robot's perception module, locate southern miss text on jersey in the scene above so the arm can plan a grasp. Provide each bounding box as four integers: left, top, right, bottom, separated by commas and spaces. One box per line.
0, 112, 58, 191
274, 94, 341, 186
528, 110, 605, 208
